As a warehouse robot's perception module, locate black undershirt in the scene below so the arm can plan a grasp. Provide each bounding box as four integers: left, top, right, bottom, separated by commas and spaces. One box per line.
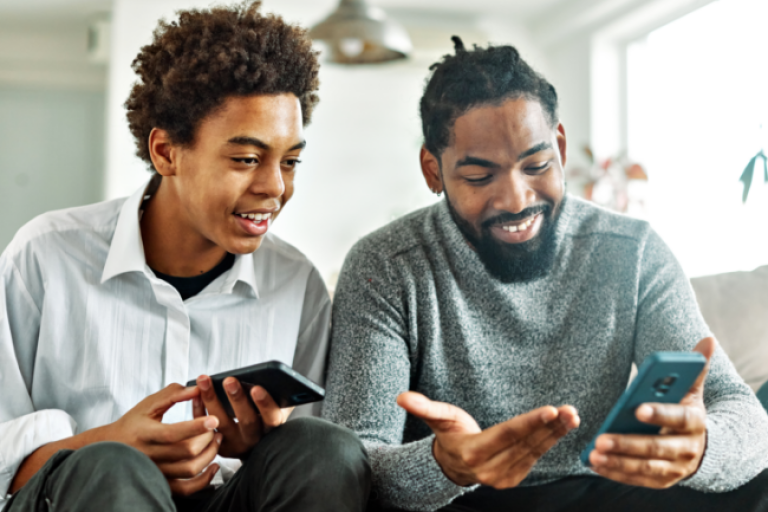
151, 252, 236, 300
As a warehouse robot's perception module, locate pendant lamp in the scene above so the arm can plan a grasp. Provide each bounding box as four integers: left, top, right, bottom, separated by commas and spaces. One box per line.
310, 0, 412, 64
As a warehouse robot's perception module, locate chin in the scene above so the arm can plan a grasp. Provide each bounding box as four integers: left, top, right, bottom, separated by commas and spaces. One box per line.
230, 239, 264, 255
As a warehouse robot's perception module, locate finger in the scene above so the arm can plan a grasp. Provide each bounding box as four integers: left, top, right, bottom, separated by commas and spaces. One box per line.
635, 403, 705, 433
397, 392, 481, 435
146, 431, 214, 463
479, 414, 577, 488
192, 396, 206, 419
144, 416, 219, 445
461, 405, 574, 467
686, 337, 717, 401
590, 454, 686, 488
146, 383, 201, 418
158, 433, 222, 479
251, 386, 282, 432
222, 378, 260, 437
168, 463, 220, 497
594, 433, 699, 462
197, 375, 237, 434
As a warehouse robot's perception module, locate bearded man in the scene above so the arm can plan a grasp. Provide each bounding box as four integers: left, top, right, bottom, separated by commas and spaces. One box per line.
323, 37, 768, 512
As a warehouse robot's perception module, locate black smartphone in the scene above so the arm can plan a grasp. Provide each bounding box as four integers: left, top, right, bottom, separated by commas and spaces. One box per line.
186, 360, 325, 417
580, 351, 706, 466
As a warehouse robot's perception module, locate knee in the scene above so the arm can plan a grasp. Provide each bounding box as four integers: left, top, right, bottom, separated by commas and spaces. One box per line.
249, 417, 369, 477
67, 442, 160, 480
279, 417, 367, 463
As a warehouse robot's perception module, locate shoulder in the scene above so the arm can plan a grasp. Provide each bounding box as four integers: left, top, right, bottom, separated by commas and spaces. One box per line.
564, 195, 652, 244
3, 198, 125, 262
345, 203, 437, 266
258, 231, 316, 269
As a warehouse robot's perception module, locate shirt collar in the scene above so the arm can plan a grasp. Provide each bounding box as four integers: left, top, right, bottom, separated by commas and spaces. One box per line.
101, 180, 151, 284
100, 177, 261, 299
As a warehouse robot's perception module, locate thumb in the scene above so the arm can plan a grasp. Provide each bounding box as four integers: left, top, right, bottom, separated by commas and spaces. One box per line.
686, 336, 717, 401
397, 392, 481, 435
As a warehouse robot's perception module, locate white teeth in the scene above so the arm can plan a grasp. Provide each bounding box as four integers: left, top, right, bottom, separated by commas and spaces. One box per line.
502, 214, 538, 233
238, 212, 272, 222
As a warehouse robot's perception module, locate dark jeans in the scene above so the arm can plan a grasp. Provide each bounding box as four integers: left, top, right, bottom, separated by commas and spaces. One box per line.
7, 417, 371, 512
376, 470, 768, 512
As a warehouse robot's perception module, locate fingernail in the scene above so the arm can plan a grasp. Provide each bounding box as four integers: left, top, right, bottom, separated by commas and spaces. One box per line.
197, 376, 210, 391
225, 380, 239, 395
215, 433, 223, 445
637, 404, 653, 420
252, 386, 267, 401
592, 453, 608, 465
204, 417, 218, 430
599, 439, 614, 451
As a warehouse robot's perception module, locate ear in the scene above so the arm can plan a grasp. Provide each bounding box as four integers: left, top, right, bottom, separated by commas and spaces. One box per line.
148, 128, 179, 177
556, 122, 567, 168
420, 146, 443, 194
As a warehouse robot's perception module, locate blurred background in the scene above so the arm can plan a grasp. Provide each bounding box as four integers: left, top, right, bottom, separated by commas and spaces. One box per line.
0, 0, 766, 288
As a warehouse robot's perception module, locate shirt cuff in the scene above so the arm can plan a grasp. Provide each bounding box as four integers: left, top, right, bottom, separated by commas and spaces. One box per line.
0, 409, 77, 499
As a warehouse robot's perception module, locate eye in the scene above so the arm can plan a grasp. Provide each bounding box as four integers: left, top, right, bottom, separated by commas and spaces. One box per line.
526, 161, 551, 173
283, 159, 302, 169
464, 175, 492, 184
232, 157, 259, 165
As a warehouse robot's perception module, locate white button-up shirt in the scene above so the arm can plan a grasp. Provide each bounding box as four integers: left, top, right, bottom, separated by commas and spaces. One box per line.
0, 181, 332, 507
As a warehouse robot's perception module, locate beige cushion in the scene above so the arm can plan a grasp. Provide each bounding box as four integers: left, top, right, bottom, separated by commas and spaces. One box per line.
691, 265, 768, 392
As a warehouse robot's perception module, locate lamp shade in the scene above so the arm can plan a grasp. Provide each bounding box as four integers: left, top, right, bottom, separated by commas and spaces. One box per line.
310, 0, 412, 64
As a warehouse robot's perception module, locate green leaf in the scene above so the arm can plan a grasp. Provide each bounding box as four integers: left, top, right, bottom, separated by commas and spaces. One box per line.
740, 156, 756, 203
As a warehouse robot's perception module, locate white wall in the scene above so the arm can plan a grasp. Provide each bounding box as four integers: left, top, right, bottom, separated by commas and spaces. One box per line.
105, 0, 552, 283
0, 20, 106, 251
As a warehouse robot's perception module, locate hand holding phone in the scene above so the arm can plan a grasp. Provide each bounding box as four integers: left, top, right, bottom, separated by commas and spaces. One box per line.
584, 337, 716, 489
190, 361, 324, 459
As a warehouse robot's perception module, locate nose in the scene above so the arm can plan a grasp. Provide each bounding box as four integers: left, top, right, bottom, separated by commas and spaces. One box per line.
251, 160, 285, 199
494, 169, 536, 214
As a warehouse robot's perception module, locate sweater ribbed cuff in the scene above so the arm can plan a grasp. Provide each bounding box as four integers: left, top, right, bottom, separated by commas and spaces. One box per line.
367, 435, 478, 511
680, 416, 740, 492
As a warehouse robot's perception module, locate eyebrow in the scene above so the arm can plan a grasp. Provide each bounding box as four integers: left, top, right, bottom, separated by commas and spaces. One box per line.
517, 142, 552, 161
455, 156, 501, 169
227, 136, 306, 151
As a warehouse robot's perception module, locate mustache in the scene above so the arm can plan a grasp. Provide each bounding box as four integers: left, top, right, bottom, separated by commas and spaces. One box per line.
482, 204, 552, 229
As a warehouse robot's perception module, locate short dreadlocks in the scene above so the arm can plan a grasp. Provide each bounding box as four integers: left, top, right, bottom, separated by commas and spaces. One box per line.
420, 36, 558, 158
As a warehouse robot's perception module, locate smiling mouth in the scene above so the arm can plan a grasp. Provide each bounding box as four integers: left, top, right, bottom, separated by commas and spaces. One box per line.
233, 211, 274, 236
235, 212, 273, 222
499, 214, 538, 233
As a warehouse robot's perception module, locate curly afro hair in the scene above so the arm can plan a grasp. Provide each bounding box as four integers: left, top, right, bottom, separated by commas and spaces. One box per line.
126, 1, 320, 170
420, 36, 558, 159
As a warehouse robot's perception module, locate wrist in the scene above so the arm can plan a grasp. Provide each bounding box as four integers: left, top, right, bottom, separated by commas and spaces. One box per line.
432, 437, 474, 487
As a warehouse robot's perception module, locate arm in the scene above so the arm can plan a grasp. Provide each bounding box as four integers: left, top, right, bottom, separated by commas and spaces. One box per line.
592, 230, 768, 491
291, 266, 332, 419
0, 250, 220, 498
0, 251, 79, 498
322, 243, 466, 511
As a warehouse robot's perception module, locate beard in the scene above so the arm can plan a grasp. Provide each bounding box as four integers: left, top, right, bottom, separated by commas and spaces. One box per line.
445, 195, 564, 283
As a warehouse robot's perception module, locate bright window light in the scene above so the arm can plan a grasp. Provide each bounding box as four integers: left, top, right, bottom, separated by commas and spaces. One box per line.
627, 0, 768, 277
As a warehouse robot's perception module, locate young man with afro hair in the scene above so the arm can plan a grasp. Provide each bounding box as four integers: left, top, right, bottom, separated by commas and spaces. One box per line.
0, 2, 370, 511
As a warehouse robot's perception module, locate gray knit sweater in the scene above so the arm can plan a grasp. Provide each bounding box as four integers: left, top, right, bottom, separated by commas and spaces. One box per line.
323, 196, 768, 512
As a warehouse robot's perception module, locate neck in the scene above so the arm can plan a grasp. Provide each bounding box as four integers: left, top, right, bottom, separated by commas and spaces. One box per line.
140, 176, 227, 277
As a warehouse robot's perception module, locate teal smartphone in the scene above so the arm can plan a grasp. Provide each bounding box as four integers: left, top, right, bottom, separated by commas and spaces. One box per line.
580, 351, 706, 466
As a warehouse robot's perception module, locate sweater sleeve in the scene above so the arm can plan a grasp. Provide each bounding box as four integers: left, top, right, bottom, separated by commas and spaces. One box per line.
633, 229, 768, 492
322, 241, 471, 511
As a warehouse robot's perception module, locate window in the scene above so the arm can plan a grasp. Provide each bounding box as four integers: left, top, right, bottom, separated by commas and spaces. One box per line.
626, 0, 768, 277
